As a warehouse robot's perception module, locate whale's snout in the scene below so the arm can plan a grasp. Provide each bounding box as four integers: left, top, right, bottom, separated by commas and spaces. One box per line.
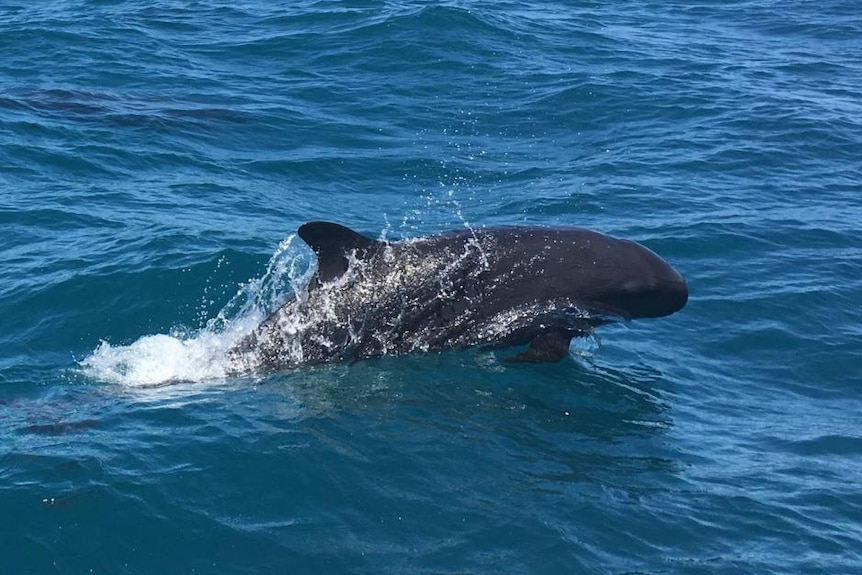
602, 240, 688, 319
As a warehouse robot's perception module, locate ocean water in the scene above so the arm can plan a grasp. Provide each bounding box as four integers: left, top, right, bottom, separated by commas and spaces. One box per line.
2, 1, 861, 573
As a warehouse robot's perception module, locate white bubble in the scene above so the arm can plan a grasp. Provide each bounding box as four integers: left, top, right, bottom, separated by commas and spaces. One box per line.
80, 235, 314, 387
80, 332, 229, 386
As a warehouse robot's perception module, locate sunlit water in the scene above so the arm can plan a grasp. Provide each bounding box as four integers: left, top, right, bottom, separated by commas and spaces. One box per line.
2, 2, 861, 574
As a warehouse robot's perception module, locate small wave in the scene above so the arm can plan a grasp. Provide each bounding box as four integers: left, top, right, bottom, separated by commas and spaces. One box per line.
80, 332, 237, 387
80, 235, 314, 387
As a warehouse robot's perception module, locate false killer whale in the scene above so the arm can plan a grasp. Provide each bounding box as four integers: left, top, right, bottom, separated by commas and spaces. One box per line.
229, 222, 688, 370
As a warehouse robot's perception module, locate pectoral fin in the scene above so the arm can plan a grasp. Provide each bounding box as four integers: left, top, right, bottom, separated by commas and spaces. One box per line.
507, 330, 573, 363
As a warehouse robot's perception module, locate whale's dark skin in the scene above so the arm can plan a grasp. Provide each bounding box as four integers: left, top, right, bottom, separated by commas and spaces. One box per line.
229, 222, 688, 370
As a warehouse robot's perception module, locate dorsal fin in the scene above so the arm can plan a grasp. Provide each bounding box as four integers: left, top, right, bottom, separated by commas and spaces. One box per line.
297, 221, 382, 283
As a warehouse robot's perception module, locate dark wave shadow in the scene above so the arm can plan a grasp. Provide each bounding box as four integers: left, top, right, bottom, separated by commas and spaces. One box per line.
250, 348, 680, 495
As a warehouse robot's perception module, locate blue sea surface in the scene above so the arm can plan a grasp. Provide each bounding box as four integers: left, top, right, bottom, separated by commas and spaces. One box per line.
2, 1, 862, 573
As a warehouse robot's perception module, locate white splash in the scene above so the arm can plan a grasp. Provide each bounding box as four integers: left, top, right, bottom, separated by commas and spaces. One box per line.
80, 332, 236, 386
80, 235, 315, 387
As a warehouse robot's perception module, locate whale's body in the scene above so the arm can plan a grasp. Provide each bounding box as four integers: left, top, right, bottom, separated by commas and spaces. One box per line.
230, 222, 688, 370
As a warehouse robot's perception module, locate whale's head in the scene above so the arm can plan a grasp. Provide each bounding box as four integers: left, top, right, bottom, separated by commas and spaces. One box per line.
582, 236, 688, 320
510, 228, 687, 321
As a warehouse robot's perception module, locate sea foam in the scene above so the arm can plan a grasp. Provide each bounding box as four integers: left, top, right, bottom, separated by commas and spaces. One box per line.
80, 235, 313, 386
